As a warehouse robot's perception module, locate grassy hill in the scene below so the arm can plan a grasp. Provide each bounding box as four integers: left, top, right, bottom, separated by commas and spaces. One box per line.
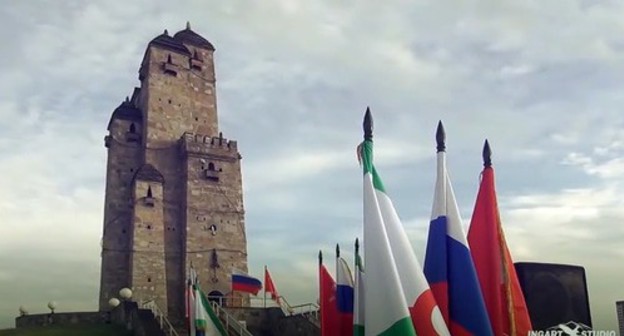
0, 324, 133, 336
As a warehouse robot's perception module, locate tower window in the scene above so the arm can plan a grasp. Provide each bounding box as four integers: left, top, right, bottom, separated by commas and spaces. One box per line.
163, 54, 178, 76
126, 123, 140, 143
204, 162, 219, 182
191, 50, 203, 71
145, 186, 155, 207
147, 277, 152, 283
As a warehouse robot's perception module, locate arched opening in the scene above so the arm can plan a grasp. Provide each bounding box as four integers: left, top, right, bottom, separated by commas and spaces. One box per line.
207, 290, 224, 306
208, 162, 215, 171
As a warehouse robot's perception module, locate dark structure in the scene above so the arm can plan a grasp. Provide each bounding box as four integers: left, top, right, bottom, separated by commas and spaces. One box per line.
515, 262, 592, 330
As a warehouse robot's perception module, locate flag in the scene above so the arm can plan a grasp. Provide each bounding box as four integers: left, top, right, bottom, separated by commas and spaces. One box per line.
353, 238, 365, 336
335, 245, 354, 336
319, 251, 340, 336
231, 271, 262, 295
359, 108, 448, 336
194, 284, 228, 336
264, 266, 280, 305
423, 122, 493, 335
186, 267, 198, 336
186, 267, 226, 336
467, 140, 532, 336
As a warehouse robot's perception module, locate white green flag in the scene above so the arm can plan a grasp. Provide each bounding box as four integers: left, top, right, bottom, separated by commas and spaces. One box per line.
194, 285, 227, 336
360, 109, 416, 336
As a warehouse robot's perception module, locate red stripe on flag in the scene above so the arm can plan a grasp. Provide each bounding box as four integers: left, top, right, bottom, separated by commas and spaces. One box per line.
320, 264, 339, 336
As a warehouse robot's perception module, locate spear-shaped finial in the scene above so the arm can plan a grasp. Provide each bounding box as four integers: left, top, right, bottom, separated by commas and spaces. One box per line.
355, 238, 360, 254
363, 107, 373, 141
318, 250, 323, 265
436, 120, 446, 152
186, 21, 191, 30
483, 139, 492, 167
336, 244, 340, 258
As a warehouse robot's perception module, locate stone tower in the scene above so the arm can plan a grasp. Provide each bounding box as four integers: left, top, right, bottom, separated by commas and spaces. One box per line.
98, 23, 248, 321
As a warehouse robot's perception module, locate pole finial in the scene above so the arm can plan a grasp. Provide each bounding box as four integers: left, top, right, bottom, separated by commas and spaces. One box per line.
483, 139, 492, 167
355, 238, 359, 254
363, 107, 373, 141
186, 21, 191, 30
436, 120, 446, 152
336, 244, 340, 258
318, 250, 322, 265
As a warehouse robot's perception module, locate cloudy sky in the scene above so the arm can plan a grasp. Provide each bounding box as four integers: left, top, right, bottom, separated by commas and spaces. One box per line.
2, 0, 624, 331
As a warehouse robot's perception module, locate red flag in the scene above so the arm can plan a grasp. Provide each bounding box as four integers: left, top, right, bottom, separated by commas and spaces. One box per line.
467, 141, 533, 336
264, 266, 280, 305
319, 252, 339, 336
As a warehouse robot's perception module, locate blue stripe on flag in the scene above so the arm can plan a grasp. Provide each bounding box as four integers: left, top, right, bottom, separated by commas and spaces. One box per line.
232, 274, 261, 286
423, 216, 448, 283
446, 233, 492, 335
336, 284, 354, 313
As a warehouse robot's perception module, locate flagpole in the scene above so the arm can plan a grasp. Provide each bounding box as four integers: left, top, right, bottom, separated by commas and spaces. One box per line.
264, 265, 267, 308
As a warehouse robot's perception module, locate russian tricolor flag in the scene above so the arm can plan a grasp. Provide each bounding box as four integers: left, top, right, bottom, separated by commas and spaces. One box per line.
231, 271, 262, 295
335, 245, 354, 336
423, 121, 493, 336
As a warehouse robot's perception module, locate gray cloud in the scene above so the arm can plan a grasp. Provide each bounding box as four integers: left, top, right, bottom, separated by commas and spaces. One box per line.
1, 0, 624, 332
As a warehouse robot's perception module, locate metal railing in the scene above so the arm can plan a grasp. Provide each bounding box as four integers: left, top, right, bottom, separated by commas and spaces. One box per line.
141, 300, 179, 336
203, 294, 320, 331
277, 296, 319, 327
209, 300, 253, 336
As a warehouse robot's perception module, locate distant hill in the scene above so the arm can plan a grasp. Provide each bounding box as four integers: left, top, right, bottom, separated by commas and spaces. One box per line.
0, 324, 133, 336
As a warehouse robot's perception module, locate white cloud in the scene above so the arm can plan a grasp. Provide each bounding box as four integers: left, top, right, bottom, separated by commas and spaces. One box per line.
2, 0, 624, 331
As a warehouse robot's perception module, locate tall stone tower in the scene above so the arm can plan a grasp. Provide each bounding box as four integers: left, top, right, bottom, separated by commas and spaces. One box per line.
98, 23, 248, 321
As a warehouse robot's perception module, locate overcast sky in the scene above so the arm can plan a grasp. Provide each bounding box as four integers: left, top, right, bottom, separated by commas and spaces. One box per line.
2, 0, 624, 331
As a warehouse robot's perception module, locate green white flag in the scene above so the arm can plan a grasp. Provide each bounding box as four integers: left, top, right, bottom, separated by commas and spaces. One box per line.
194, 285, 227, 336
360, 109, 417, 336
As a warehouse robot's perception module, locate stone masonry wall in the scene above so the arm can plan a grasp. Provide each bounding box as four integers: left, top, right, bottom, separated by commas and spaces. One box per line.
99, 117, 143, 310
181, 133, 247, 301
131, 180, 167, 310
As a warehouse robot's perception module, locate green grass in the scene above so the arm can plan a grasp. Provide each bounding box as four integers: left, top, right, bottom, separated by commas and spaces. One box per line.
0, 324, 133, 336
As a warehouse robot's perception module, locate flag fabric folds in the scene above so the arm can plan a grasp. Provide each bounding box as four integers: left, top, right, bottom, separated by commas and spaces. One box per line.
186, 267, 227, 336
193, 285, 228, 336
319, 252, 340, 336
186, 267, 198, 336
467, 140, 532, 336
359, 108, 449, 336
336, 246, 354, 336
264, 266, 281, 305
231, 272, 262, 295
353, 239, 365, 336
423, 122, 493, 336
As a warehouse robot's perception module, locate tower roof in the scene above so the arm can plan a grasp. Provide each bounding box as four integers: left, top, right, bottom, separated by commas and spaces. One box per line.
107, 98, 142, 130
173, 22, 215, 51
148, 29, 191, 56
134, 164, 165, 183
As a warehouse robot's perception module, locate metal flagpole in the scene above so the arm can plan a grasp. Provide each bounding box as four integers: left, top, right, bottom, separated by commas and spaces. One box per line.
264, 265, 267, 308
